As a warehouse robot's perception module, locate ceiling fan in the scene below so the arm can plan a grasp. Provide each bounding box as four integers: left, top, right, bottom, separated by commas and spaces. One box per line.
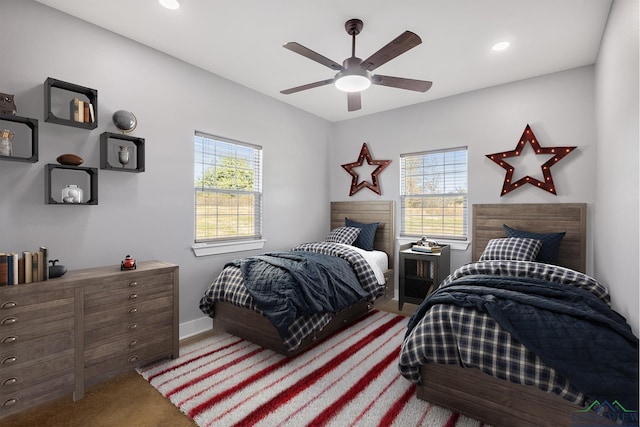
280, 18, 432, 112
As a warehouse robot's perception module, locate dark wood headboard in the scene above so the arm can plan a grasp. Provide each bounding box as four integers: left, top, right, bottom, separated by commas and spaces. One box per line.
472, 203, 587, 273
330, 201, 395, 268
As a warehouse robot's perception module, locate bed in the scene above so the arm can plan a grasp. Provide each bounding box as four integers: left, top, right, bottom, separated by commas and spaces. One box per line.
199, 200, 395, 356
399, 203, 639, 427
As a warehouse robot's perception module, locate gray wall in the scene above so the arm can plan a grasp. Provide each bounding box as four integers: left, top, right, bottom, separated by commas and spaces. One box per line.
594, 0, 639, 335
0, 1, 333, 333
1, 1, 637, 337
331, 66, 598, 272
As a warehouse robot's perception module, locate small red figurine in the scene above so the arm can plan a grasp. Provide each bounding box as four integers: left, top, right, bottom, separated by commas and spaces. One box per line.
121, 255, 136, 270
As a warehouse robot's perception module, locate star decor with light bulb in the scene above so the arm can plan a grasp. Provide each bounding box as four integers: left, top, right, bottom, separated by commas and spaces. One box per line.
341, 143, 391, 196
486, 124, 576, 196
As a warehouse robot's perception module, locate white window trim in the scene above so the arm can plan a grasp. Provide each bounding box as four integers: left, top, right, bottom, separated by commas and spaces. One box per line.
192, 239, 266, 257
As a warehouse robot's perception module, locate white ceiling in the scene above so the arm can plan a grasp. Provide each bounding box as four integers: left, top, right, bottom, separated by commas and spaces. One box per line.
35, 0, 612, 122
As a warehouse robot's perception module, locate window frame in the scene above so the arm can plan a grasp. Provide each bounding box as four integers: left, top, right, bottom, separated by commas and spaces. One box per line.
192, 131, 264, 256
399, 146, 469, 241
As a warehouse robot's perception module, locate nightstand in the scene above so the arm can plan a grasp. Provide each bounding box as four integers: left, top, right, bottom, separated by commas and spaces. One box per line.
398, 243, 451, 310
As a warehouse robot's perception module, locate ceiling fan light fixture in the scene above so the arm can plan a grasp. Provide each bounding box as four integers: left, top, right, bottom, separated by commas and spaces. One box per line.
335, 74, 371, 92
159, 0, 180, 10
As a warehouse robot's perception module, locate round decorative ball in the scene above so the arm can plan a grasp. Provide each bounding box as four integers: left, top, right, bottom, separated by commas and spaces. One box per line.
112, 110, 137, 132
56, 153, 84, 166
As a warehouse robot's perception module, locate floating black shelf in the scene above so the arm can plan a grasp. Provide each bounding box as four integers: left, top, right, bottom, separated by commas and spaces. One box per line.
44, 77, 98, 130
0, 114, 38, 163
100, 132, 145, 173
45, 164, 98, 205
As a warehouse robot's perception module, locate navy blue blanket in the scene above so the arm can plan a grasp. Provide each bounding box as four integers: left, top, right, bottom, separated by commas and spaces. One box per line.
407, 274, 639, 409
229, 251, 368, 338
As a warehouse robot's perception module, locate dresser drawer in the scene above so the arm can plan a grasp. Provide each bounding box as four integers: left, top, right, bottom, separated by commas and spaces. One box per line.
0, 371, 74, 419
0, 310, 74, 342
0, 288, 74, 324
85, 324, 173, 366
0, 348, 74, 396
0, 329, 74, 364
84, 294, 173, 331
84, 281, 173, 311
83, 271, 175, 297
85, 310, 173, 346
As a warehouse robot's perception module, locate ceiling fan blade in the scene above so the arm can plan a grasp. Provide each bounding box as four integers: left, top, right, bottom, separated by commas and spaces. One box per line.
372, 74, 432, 92
361, 31, 422, 71
280, 79, 335, 94
283, 42, 343, 71
347, 92, 361, 112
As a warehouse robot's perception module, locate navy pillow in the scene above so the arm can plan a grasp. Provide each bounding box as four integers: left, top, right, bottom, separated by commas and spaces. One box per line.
503, 224, 566, 265
479, 237, 542, 262
345, 218, 379, 251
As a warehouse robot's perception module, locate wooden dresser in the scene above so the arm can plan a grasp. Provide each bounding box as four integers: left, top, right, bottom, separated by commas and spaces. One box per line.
0, 260, 179, 419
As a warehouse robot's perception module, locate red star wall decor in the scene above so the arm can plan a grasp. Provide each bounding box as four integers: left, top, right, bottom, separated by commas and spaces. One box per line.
341, 143, 391, 196
486, 124, 576, 196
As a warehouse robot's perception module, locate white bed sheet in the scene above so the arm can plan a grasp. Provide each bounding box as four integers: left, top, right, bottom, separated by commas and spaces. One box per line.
336, 243, 388, 284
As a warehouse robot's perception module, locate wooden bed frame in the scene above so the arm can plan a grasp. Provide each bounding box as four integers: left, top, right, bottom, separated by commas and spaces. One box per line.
416, 203, 621, 427
211, 200, 395, 356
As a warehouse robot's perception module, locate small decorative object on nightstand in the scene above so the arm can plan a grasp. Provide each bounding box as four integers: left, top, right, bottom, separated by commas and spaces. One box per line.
398, 242, 450, 310
121, 254, 136, 270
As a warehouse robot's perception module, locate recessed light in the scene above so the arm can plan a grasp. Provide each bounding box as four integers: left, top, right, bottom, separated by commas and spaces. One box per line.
159, 0, 180, 10
492, 41, 510, 51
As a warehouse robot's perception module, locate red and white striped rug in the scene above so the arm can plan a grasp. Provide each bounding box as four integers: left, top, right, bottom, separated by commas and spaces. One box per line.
138, 310, 487, 427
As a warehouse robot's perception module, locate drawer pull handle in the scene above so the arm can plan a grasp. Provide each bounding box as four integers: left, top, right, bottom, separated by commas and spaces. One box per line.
128, 293, 138, 300
128, 323, 138, 330
0, 301, 17, 309
2, 377, 17, 386
2, 398, 17, 407
129, 281, 138, 287
1, 357, 17, 365
1, 336, 17, 344
129, 340, 138, 347
128, 308, 138, 314
1, 317, 17, 326
128, 355, 139, 363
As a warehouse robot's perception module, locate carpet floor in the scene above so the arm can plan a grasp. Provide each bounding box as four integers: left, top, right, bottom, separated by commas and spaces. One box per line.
138, 310, 488, 427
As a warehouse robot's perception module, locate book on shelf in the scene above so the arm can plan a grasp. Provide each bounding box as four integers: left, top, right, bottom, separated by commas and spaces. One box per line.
32, 252, 39, 282
23, 251, 32, 283
88, 103, 95, 123
70, 97, 79, 122
8, 253, 18, 285
0, 253, 7, 286
83, 102, 90, 123
39, 246, 49, 281
17, 255, 24, 284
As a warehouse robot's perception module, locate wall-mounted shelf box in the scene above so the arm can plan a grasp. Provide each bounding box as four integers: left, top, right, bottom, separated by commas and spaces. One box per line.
0, 114, 38, 162
44, 77, 98, 130
45, 164, 98, 205
100, 132, 145, 173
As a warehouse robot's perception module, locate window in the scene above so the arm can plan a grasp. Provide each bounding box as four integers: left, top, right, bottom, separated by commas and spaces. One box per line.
400, 147, 468, 240
194, 132, 262, 243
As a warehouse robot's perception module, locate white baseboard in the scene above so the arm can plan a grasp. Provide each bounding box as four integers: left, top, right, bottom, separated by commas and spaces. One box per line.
179, 316, 212, 340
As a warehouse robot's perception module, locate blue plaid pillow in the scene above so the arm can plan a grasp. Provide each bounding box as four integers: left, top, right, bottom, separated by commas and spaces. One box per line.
345, 218, 379, 251
503, 224, 566, 265
324, 226, 361, 245
479, 237, 542, 262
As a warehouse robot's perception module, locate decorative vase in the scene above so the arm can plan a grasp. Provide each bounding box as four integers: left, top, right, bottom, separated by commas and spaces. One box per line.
116, 145, 130, 168
62, 184, 83, 203
0, 129, 14, 157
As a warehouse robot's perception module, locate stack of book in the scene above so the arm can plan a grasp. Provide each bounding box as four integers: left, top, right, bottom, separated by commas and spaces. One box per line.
411, 245, 442, 254
0, 246, 49, 286
69, 98, 95, 124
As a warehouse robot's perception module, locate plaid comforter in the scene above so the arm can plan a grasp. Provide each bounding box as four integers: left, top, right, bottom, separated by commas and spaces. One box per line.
398, 260, 613, 406
199, 241, 383, 351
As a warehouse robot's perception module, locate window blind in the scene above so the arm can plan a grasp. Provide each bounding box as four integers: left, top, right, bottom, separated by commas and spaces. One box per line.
400, 146, 468, 240
194, 131, 262, 243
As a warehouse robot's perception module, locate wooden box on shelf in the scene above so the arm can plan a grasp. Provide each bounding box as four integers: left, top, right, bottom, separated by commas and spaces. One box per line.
44, 77, 98, 130
100, 132, 145, 173
0, 114, 38, 163
45, 164, 98, 205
